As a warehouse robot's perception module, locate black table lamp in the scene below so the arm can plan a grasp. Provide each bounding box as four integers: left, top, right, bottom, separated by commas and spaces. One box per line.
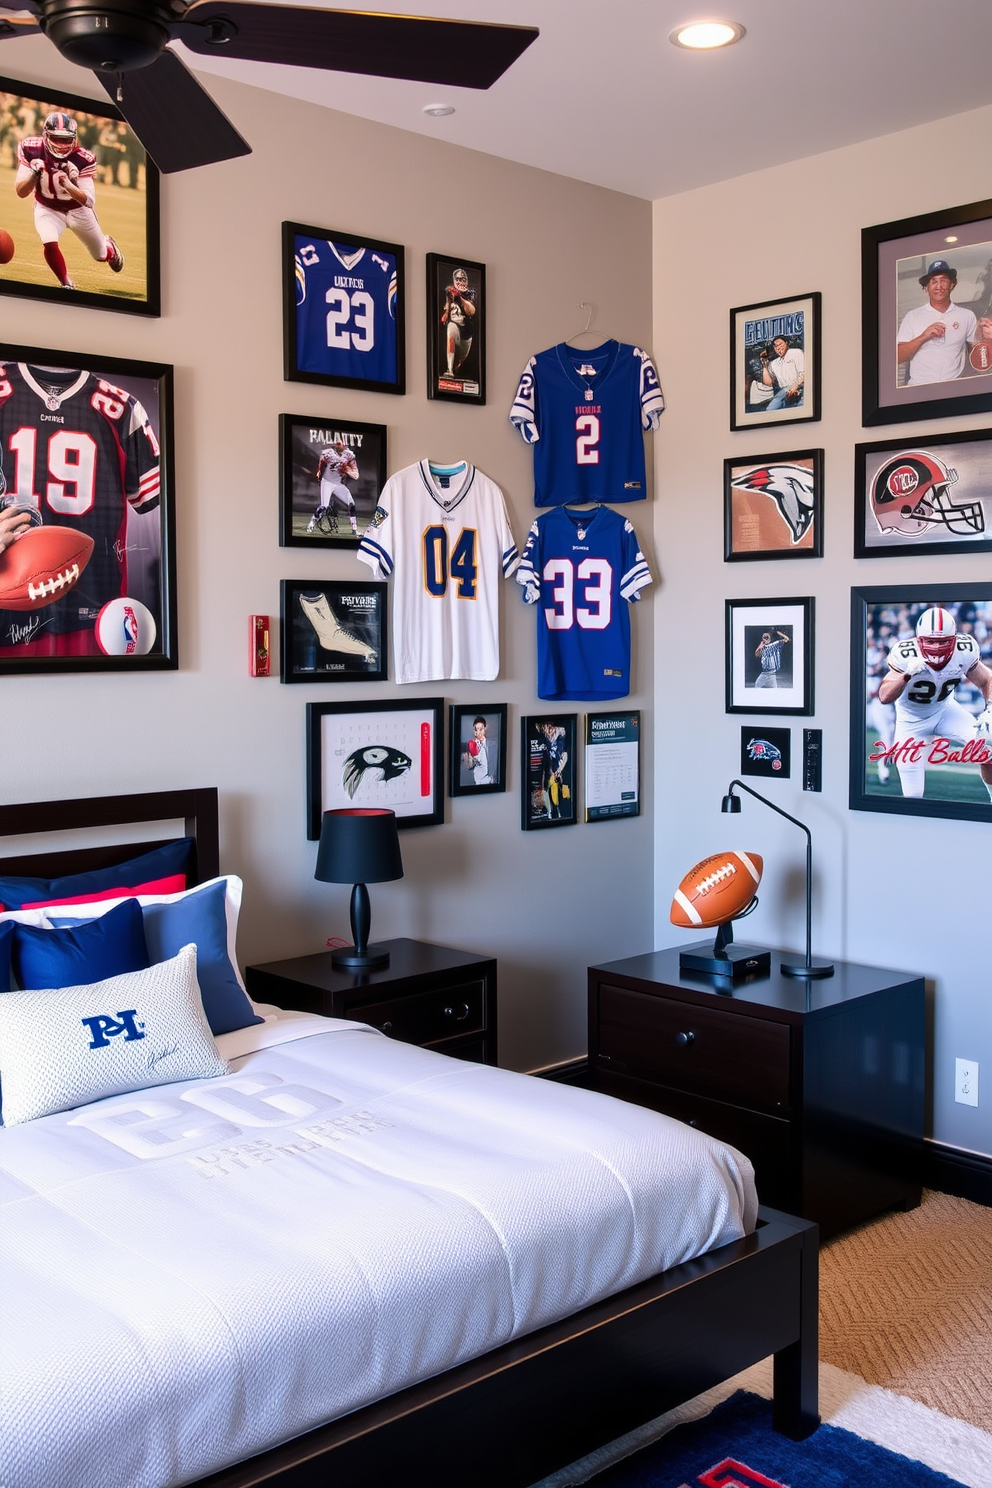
721, 779, 833, 979
315, 808, 403, 969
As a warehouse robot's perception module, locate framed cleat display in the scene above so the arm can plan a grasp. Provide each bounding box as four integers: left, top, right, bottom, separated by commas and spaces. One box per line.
280, 579, 387, 684
279, 414, 387, 550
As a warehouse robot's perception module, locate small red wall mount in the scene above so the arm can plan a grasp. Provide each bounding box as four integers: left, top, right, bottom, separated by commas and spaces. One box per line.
250, 615, 270, 677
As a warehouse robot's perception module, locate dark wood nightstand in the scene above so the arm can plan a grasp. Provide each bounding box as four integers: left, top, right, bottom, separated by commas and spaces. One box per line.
588, 948, 925, 1240
246, 937, 497, 1065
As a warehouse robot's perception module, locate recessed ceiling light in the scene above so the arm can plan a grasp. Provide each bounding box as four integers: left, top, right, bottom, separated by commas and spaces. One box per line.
945, 235, 959, 244
670, 20, 745, 49
423, 103, 455, 117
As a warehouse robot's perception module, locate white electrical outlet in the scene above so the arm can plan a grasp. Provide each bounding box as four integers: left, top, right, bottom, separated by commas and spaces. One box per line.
955, 1058, 979, 1107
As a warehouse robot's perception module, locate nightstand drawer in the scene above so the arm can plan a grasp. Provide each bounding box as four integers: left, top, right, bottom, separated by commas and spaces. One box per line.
351, 979, 486, 1046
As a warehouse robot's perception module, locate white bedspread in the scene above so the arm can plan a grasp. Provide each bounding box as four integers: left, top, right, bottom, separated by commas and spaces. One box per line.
0, 1013, 757, 1488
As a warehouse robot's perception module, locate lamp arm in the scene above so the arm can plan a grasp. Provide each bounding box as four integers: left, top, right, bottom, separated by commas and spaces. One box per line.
725, 779, 812, 968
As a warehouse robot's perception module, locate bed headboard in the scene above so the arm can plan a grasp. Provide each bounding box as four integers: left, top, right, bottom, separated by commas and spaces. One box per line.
0, 788, 219, 886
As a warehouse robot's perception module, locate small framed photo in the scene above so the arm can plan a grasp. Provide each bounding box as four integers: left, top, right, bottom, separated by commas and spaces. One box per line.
280, 580, 387, 684
426, 254, 486, 404
283, 221, 405, 394
855, 428, 992, 559
851, 584, 992, 822
724, 449, 824, 560
585, 712, 640, 822
306, 697, 443, 838
0, 75, 160, 316
740, 726, 791, 779
279, 414, 387, 549
521, 714, 577, 830
449, 704, 507, 796
862, 198, 992, 426
730, 292, 821, 431
725, 597, 814, 715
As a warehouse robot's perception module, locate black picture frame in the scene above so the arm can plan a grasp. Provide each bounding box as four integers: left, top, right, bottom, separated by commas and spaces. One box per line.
725, 596, 814, 716
280, 580, 387, 684
724, 448, 824, 560
306, 697, 444, 837
854, 427, 992, 558
426, 253, 486, 404
283, 221, 405, 394
730, 292, 821, 432
521, 713, 577, 830
279, 414, 387, 550
862, 198, 992, 427
449, 703, 507, 796
740, 726, 792, 780
584, 711, 640, 822
0, 73, 160, 316
850, 583, 992, 823
0, 340, 176, 674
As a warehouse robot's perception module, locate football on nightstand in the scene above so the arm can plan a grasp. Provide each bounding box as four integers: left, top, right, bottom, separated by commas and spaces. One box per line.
670, 850, 762, 929
0, 524, 93, 610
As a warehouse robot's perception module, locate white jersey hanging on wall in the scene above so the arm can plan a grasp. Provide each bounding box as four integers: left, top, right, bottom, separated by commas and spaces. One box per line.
358, 460, 519, 683
509, 340, 664, 507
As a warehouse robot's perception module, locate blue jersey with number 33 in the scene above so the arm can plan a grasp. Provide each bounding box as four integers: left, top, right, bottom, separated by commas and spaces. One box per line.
294, 237, 398, 385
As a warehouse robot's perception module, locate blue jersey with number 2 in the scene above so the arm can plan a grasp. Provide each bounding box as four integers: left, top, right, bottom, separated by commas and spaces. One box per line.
294, 237, 398, 385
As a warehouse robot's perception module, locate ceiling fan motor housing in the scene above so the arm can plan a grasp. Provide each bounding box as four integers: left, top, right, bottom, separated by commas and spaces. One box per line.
41, 0, 173, 70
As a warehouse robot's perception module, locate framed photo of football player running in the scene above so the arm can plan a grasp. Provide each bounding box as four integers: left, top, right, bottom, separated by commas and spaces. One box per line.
449, 703, 507, 796
280, 580, 387, 684
279, 414, 387, 549
725, 596, 814, 715
854, 428, 992, 559
850, 584, 992, 823
521, 714, 577, 830
0, 340, 176, 675
306, 698, 444, 838
730, 292, 821, 432
0, 74, 160, 316
724, 449, 824, 560
426, 254, 486, 404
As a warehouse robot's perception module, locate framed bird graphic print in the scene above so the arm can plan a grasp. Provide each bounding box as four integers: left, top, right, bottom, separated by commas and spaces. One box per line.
724, 449, 824, 560
306, 698, 444, 837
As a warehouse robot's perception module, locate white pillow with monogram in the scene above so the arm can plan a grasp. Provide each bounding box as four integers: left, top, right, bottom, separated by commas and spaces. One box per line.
0, 942, 231, 1127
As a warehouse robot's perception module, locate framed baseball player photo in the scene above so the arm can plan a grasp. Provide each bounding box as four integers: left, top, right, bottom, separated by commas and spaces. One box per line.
0, 74, 160, 316
521, 713, 577, 830
306, 697, 444, 838
283, 221, 406, 394
426, 253, 486, 404
850, 583, 992, 823
449, 703, 507, 796
730, 292, 821, 432
724, 449, 824, 561
862, 198, 992, 427
0, 340, 176, 675
279, 414, 387, 549
854, 428, 992, 559
280, 579, 387, 684
725, 596, 814, 716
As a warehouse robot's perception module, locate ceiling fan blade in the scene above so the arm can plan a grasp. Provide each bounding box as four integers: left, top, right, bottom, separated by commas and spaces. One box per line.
0, 7, 41, 41
94, 49, 251, 173
175, 2, 538, 90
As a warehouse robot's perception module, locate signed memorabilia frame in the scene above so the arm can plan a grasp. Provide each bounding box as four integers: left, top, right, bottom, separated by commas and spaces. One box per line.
855, 427, 992, 558
426, 253, 486, 404
280, 579, 387, 684
724, 448, 824, 561
0, 73, 160, 316
283, 221, 405, 394
725, 596, 814, 716
584, 711, 640, 822
730, 292, 821, 432
862, 199, 992, 426
306, 697, 444, 838
850, 583, 992, 822
520, 713, 577, 830
0, 340, 176, 675
449, 703, 507, 797
279, 414, 387, 550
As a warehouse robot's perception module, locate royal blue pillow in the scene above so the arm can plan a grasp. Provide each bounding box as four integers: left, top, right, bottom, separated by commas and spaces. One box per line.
0, 838, 194, 912
0, 920, 12, 993
138, 881, 262, 1036
12, 897, 150, 991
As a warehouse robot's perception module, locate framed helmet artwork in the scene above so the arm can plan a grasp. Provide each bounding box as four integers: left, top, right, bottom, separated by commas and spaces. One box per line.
855, 428, 992, 558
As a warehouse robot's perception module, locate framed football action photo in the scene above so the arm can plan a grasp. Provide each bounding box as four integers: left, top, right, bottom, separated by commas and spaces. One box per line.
449, 703, 507, 796
851, 584, 992, 822
307, 698, 444, 838
725, 597, 814, 716
0, 341, 176, 675
426, 254, 486, 404
862, 198, 992, 426
279, 414, 387, 549
730, 292, 821, 432
283, 221, 405, 394
855, 428, 992, 558
724, 449, 823, 560
0, 74, 160, 316
280, 580, 387, 684
584, 712, 640, 821
521, 714, 577, 830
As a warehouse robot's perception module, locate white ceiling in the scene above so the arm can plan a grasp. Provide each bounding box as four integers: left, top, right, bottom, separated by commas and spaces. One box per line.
8, 1, 992, 199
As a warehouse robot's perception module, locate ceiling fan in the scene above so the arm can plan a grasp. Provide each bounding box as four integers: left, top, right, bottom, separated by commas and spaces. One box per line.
0, 0, 538, 173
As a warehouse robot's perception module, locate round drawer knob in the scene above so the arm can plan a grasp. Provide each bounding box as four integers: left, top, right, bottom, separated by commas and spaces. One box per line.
688, 1119, 699, 1128
676, 1030, 695, 1047
444, 1001, 470, 1021
380, 1020, 394, 1033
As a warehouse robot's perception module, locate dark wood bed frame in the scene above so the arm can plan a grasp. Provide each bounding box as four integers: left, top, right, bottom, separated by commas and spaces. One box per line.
0, 788, 819, 1488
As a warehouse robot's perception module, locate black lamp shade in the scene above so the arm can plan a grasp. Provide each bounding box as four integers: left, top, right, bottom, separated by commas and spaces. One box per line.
315, 809, 403, 886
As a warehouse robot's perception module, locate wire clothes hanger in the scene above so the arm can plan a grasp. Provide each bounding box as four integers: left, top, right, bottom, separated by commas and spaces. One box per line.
565, 302, 610, 346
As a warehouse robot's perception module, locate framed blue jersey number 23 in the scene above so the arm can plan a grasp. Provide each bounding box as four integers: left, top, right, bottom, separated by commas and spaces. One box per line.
283, 222, 406, 395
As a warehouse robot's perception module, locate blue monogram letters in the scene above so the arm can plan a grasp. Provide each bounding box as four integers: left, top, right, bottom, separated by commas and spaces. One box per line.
80, 1009, 146, 1049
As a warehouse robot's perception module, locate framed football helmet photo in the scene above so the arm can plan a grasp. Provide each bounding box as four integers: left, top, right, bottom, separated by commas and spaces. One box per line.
855, 428, 992, 558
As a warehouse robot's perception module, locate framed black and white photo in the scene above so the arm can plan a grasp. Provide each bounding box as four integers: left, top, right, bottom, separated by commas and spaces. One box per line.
740, 726, 792, 780
855, 427, 992, 559
283, 221, 405, 394
279, 414, 387, 549
584, 712, 640, 821
0, 341, 176, 674
449, 703, 507, 796
521, 714, 577, 830
0, 74, 160, 316
730, 292, 820, 431
426, 254, 486, 404
724, 449, 824, 560
306, 697, 443, 838
862, 198, 992, 426
725, 597, 814, 715
280, 580, 387, 684
851, 584, 992, 822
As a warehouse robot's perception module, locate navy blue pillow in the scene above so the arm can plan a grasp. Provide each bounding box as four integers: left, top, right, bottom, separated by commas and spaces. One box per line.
0, 919, 12, 993
0, 838, 193, 912
139, 881, 262, 1036
12, 897, 150, 991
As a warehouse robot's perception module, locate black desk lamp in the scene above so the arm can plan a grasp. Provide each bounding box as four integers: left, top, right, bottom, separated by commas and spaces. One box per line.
721, 779, 833, 979
315, 808, 403, 970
